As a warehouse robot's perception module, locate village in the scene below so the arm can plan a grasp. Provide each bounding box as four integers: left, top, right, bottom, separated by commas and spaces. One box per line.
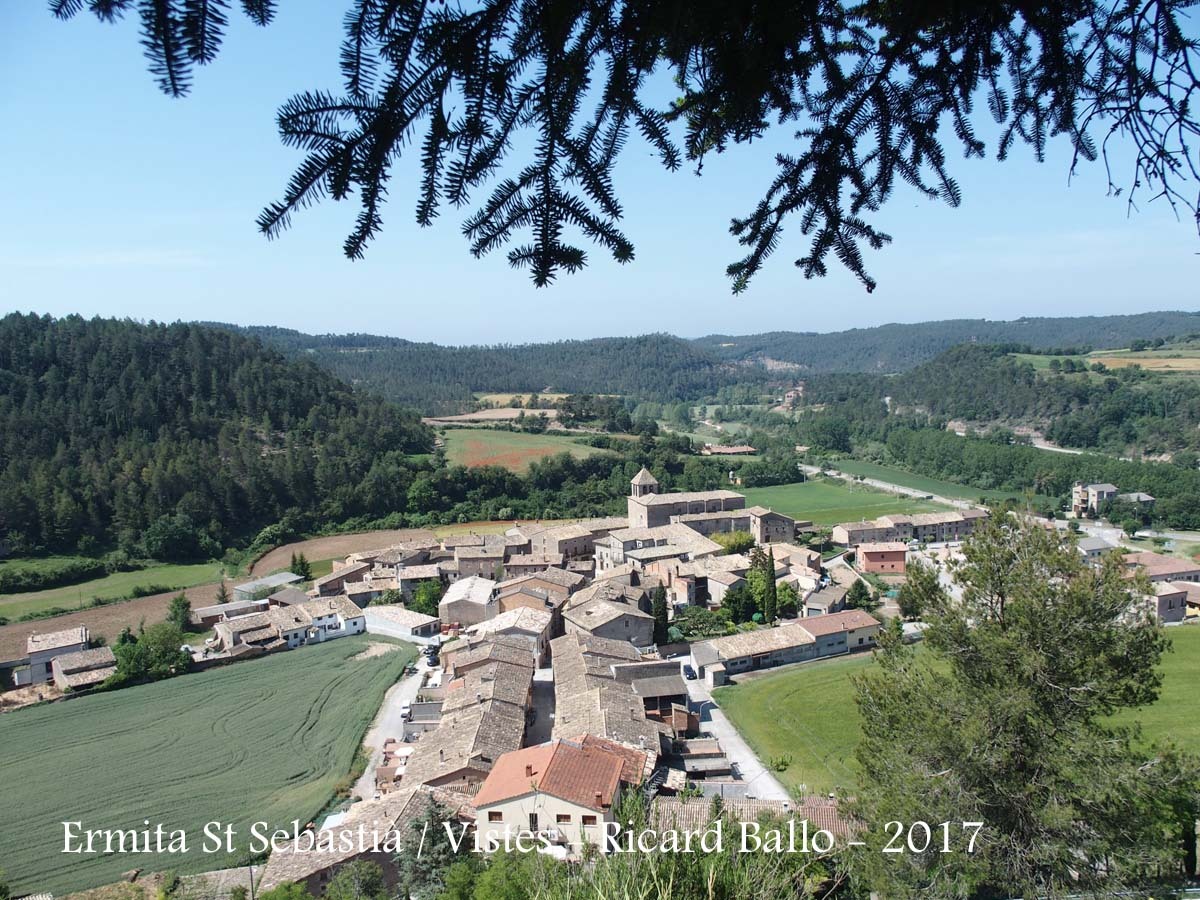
9, 469, 1199, 895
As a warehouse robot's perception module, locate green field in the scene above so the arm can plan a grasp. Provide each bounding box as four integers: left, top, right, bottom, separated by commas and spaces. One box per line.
442, 427, 610, 471
714, 627, 1200, 796
0, 561, 224, 621
0, 635, 414, 895
831, 459, 1055, 505
742, 479, 949, 526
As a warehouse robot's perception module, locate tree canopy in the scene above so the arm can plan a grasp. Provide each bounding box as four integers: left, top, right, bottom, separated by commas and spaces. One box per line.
851, 518, 1199, 897
52, 0, 1200, 291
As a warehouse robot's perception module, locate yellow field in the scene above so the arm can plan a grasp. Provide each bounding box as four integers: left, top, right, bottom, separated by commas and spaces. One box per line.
475, 392, 569, 405
1092, 355, 1200, 372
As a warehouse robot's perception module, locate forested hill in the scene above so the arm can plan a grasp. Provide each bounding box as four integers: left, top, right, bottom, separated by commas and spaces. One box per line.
802, 343, 1200, 456
696, 311, 1200, 372
211, 312, 1200, 413
0, 314, 432, 557
214, 326, 745, 413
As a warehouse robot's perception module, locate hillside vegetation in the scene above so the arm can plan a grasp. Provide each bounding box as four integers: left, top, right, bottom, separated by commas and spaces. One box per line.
210, 312, 1200, 413
0, 314, 432, 557
801, 343, 1200, 457
223, 326, 744, 413
696, 311, 1200, 372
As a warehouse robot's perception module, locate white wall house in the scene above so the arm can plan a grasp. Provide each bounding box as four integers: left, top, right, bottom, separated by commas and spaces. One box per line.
472, 740, 628, 859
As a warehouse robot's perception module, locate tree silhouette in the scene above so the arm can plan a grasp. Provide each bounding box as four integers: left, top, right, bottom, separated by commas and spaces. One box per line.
51, 1, 1200, 291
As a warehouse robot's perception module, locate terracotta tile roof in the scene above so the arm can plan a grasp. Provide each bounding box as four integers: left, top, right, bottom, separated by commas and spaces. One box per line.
472, 739, 624, 811
1124, 551, 1200, 579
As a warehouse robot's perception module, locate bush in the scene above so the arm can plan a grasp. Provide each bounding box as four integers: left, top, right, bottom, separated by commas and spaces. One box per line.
0, 557, 106, 594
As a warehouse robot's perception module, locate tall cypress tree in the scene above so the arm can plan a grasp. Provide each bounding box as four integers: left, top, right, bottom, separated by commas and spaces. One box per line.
651, 585, 669, 646
763, 547, 778, 623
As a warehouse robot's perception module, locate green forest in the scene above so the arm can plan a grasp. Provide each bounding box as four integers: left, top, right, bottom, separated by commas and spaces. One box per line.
208, 311, 1200, 414
0, 314, 432, 558
799, 343, 1200, 457
695, 311, 1200, 372
220, 325, 747, 413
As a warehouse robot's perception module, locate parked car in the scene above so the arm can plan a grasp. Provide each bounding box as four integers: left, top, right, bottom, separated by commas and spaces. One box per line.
682, 664, 697, 680
400, 703, 412, 720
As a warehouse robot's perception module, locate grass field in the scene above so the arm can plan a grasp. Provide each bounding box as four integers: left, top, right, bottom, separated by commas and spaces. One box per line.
442, 427, 610, 472
742, 479, 949, 526
0, 561, 224, 621
0, 635, 414, 895
1011, 346, 1200, 376
831, 459, 1055, 505
715, 627, 1200, 796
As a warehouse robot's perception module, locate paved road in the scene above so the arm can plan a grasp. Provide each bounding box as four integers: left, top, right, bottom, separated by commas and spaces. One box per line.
351, 653, 429, 801
685, 679, 791, 802
526, 667, 556, 745
799, 464, 980, 512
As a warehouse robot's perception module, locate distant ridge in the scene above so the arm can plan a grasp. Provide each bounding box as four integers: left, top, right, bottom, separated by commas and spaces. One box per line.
207, 310, 1200, 411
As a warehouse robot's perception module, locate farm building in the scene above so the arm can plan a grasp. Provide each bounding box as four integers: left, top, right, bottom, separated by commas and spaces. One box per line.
439, 575, 499, 627
192, 597, 270, 627
1151, 583, 1188, 624
1125, 551, 1200, 583
363, 605, 441, 639
23, 626, 90, 684
312, 563, 370, 597
504, 553, 566, 578
855, 542, 907, 574
50, 647, 117, 691
234, 571, 302, 603
215, 596, 365, 652
690, 609, 880, 686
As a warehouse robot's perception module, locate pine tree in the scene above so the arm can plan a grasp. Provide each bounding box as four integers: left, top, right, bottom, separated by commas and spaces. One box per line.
293, 552, 313, 581
850, 519, 1200, 895
53, 2, 1200, 293
215, 580, 231, 605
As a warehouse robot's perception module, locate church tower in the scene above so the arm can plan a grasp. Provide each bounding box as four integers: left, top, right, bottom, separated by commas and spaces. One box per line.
627, 467, 659, 527
630, 467, 659, 498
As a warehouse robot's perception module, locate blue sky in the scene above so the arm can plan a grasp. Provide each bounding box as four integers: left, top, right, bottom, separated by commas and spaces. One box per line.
1, 2, 1196, 344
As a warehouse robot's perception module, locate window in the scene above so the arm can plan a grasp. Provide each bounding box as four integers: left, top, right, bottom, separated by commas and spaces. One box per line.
556, 814, 571, 824
582, 815, 597, 826
488, 812, 502, 823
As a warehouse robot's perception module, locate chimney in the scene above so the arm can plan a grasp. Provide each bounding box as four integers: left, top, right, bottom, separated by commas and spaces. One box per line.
525, 764, 534, 777
439, 748, 445, 762
594, 792, 603, 806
